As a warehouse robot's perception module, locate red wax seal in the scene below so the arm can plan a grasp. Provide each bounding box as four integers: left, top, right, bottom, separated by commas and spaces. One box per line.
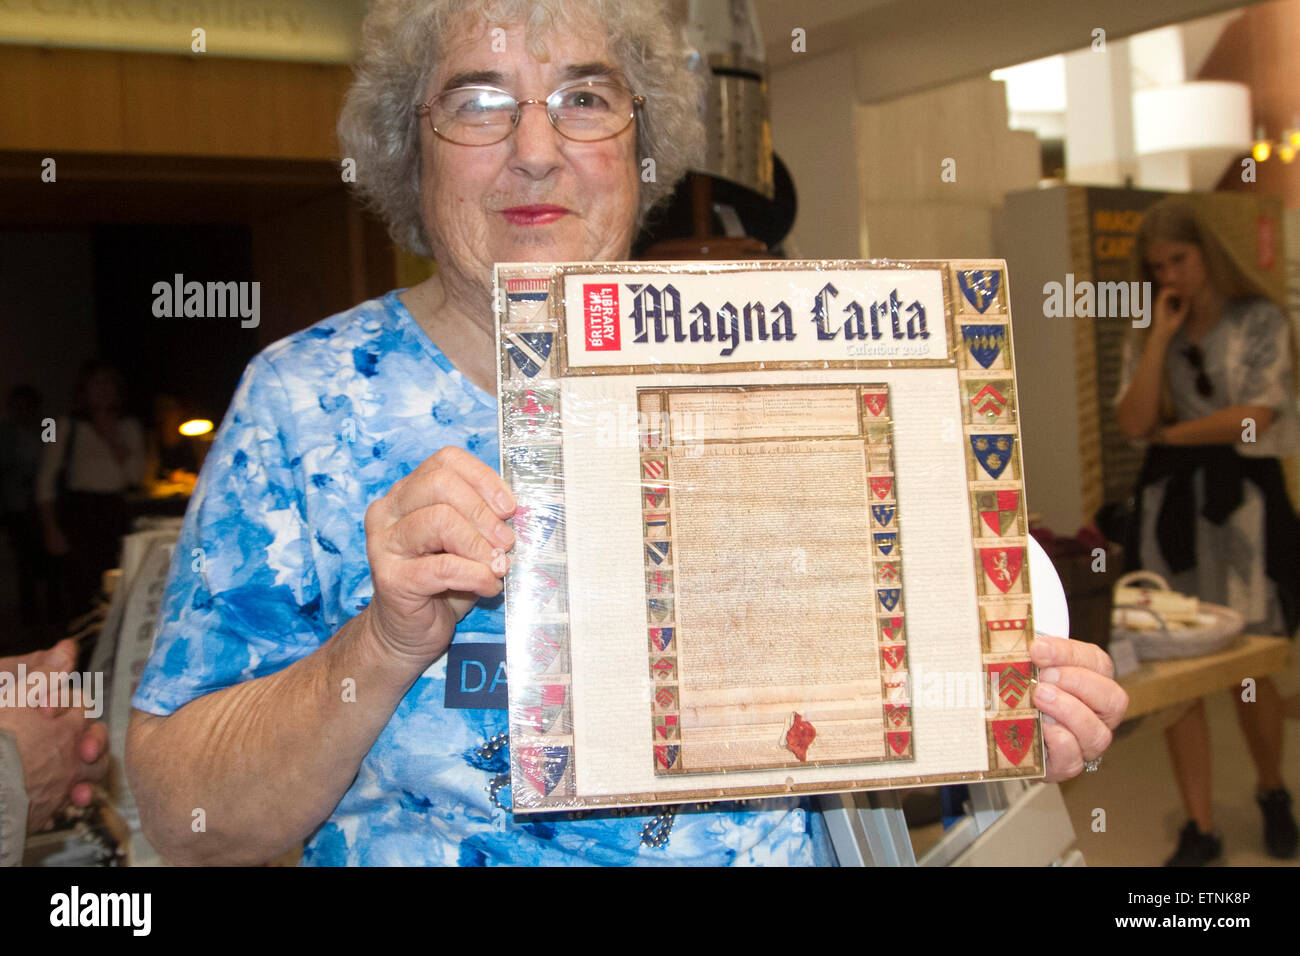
784, 713, 817, 762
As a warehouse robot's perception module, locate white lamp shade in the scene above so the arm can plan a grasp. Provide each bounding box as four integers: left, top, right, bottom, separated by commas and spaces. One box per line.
1132, 81, 1252, 155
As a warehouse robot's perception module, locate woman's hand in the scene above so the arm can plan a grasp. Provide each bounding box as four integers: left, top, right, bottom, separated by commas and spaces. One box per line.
0, 641, 110, 831
1031, 634, 1129, 783
362, 446, 516, 667
1150, 286, 1190, 344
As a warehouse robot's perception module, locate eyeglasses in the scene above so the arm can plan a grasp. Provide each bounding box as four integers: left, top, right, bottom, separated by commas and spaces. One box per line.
415, 80, 644, 146
1182, 344, 1214, 397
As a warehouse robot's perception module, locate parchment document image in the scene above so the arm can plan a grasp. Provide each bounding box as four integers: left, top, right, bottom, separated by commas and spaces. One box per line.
640, 384, 910, 774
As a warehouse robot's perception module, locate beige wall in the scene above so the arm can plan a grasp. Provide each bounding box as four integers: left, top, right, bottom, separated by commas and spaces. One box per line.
854, 75, 1041, 259
768, 48, 861, 259
993, 188, 1091, 534
771, 53, 1040, 262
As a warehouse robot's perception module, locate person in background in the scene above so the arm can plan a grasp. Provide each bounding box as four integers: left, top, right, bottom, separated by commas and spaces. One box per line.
1116, 196, 1300, 865
0, 385, 50, 652
35, 361, 146, 629
0, 639, 110, 865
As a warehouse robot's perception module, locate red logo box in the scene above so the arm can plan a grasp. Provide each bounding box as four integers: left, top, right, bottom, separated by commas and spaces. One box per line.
583, 283, 620, 351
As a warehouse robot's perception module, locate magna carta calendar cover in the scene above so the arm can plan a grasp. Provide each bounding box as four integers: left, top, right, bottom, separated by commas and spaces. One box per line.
494, 259, 1044, 812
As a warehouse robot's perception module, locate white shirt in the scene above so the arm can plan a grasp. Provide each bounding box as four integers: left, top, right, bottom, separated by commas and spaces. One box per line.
1116, 297, 1300, 458
35, 416, 146, 503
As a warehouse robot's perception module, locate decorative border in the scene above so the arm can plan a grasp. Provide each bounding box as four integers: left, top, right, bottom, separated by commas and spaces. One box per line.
637, 390, 682, 773
860, 385, 913, 761
499, 277, 578, 806
949, 262, 1042, 775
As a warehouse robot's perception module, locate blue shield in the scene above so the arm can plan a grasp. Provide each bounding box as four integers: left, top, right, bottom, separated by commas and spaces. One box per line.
650, 626, 674, 652
506, 332, 553, 378
961, 324, 1005, 370
969, 433, 1015, 479
518, 745, 569, 797
958, 270, 1001, 313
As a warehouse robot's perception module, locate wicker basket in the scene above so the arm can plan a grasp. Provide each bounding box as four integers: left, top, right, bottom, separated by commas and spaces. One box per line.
1111, 571, 1245, 661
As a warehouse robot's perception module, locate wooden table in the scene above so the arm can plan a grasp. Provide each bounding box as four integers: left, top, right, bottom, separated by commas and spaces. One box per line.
1118, 634, 1292, 720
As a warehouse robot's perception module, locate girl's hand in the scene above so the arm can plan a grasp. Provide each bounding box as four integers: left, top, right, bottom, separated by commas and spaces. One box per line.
1150, 286, 1190, 344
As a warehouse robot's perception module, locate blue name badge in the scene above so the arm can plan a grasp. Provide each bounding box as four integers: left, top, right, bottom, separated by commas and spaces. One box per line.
444, 642, 508, 710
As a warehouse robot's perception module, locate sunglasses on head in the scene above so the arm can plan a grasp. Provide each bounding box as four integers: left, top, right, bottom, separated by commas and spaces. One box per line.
1182, 344, 1213, 397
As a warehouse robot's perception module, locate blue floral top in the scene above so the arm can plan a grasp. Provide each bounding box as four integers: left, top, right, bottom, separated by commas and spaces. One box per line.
132, 291, 836, 866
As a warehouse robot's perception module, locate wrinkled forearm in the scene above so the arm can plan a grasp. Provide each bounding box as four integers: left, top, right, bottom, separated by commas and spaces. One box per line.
125, 609, 428, 865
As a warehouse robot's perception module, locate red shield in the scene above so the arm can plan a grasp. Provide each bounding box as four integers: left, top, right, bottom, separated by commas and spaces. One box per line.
869, 476, 893, 500
969, 382, 1009, 420
654, 714, 679, 739
650, 657, 676, 680
653, 744, 679, 771
980, 546, 1024, 593
987, 661, 1032, 709
884, 704, 909, 728
863, 392, 888, 417
992, 718, 1035, 766
978, 490, 1020, 536
888, 732, 910, 755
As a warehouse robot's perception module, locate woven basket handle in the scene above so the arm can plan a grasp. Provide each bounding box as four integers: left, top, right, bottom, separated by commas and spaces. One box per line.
1115, 570, 1170, 591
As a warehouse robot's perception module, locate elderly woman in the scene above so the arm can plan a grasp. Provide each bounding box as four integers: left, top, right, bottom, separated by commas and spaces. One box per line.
126, 0, 1127, 866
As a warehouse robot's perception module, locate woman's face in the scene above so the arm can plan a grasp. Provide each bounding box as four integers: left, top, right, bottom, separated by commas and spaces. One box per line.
1145, 238, 1209, 301
417, 19, 641, 294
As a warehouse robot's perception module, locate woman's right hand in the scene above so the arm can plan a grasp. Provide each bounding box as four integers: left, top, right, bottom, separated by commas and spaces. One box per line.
1150, 286, 1190, 344
362, 446, 516, 666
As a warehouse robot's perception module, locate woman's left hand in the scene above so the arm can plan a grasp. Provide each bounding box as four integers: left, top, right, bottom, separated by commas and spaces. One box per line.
1031, 634, 1129, 783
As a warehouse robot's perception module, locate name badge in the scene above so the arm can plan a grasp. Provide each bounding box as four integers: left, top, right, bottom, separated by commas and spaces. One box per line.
444, 642, 508, 710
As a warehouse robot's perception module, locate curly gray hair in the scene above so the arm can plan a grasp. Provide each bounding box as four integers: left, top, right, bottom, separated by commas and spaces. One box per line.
338, 0, 705, 258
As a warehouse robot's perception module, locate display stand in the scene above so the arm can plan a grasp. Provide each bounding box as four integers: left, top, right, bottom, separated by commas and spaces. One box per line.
820, 777, 1080, 866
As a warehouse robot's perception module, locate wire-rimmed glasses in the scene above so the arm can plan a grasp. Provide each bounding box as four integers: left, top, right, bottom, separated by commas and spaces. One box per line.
416, 80, 644, 146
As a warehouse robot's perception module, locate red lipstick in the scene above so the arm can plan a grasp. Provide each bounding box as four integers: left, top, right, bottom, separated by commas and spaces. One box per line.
502, 205, 569, 226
